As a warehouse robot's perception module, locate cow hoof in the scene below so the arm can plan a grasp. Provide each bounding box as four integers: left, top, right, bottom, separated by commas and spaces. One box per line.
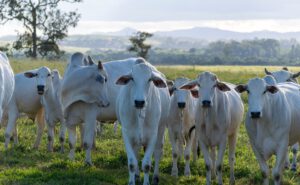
135, 174, 140, 184
152, 175, 159, 185
85, 160, 93, 166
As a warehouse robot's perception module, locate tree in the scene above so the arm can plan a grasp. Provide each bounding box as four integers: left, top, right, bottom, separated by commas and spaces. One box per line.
128, 31, 153, 59
0, 0, 82, 58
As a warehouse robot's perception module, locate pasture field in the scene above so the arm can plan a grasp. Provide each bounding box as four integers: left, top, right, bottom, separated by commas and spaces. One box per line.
1, 59, 300, 185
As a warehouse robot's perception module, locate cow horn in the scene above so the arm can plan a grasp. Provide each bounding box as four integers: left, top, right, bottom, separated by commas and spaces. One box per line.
264, 68, 272, 75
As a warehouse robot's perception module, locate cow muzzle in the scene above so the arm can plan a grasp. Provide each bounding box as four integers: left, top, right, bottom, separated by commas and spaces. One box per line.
37, 85, 45, 95
177, 102, 186, 109
135, 100, 145, 109
202, 100, 211, 108
250, 112, 261, 119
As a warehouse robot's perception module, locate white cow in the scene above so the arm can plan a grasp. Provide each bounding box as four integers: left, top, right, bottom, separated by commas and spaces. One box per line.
24, 68, 66, 152
181, 72, 244, 185
167, 77, 198, 177
265, 67, 300, 171
63, 53, 169, 174
116, 62, 169, 185
0, 52, 15, 139
235, 78, 300, 185
3, 69, 45, 149
61, 52, 110, 165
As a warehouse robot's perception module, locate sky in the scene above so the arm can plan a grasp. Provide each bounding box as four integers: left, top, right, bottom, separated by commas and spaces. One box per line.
1, 0, 300, 35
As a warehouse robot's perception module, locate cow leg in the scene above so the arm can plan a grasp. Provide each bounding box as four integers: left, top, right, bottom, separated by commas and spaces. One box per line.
143, 131, 158, 185
191, 130, 198, 162
122, 130, 138, 185
184, 133, 193, 176
210, 146, 216, 179
168, 128, 179, 177
5, 110, 18, 149
113, 120, 118, 134
133, 143, 140, 184
273, 143, 288, 185
83, 111, 97, 165
245, 120, 269, 185
216, 136, 227, 185
291, 143, 298, 171
285, 150, 290, 169
200, 140, 212, 185
68, 124, 77, 160
47, 125, 55, 152
59, 119, 67, 153
153, 121, 166, 185
79, 123, 84, 149
13, 125, 18, 145
228, 133, 237, 185
33, 108, 45, 149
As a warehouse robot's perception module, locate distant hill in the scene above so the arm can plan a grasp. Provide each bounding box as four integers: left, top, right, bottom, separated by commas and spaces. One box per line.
155, 27, 300, 40
1, 27, 300, 52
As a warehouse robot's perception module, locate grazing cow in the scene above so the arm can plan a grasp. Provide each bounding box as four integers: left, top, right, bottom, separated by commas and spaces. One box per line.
181, 72, 244, 185
265, 67, 300, 171
235, 78, 300, 185
0, 52, 15, 140
61, 52, 109, 165
3, 69, 45, 149
167, 77, 198, 177
116, 62, 169, 185
24, 68, 66, 152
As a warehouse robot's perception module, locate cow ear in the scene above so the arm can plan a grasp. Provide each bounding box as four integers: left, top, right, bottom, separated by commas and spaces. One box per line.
24, 72, 37, 78
98, 61, 103, 70
266, 85, 278, 94
190, 89, 199, 98
216, 81, 231, 92
151, 76, 167, 88
235, 84, 247, 93
116, 74, 132, 85
180, 80, 198, 90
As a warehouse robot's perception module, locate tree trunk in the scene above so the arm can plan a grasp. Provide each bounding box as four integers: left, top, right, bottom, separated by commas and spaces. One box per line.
31, 7, 37, 58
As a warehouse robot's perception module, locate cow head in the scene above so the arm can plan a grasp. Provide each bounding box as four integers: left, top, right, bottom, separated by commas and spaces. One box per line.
168, 77, 198, 109
116, 63, 166, 109
180, 72, 230, 108
235, 78, 278, 119
24, 67, 52, 95
264, 67, 300, 83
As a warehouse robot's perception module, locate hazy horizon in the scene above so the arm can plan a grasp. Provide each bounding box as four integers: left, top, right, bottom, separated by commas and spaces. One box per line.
1, 0, 300, 35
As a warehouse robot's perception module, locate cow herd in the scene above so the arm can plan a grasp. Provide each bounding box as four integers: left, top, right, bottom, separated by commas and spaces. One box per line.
1, 51, 300, 185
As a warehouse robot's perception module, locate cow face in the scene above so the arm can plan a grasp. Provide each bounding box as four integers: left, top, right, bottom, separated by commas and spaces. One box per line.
169, 77, 198, 109
235, 78, 278, 119
24, 67, 52, 95
264, 67, 300, 83
96, 62, 109, 107
116, 63, 166, 109
180, 72, 230, 108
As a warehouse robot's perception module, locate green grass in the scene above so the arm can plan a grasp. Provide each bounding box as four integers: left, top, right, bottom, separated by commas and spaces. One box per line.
1, 60, 300, 184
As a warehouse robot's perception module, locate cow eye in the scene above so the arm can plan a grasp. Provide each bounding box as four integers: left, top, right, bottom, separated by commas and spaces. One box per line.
47, 74, 51, 77
246, 90, 250, 94
96, 75, 104, 83
105, 78, 107, 82
263, 90, 267, 94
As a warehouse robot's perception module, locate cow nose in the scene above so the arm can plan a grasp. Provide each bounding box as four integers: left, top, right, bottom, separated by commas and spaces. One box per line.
251, 112, 261, 118
37, 85, 45, 95
135, 100, 145, 108
202, 100, 211, 107
178, 102, 186, 109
